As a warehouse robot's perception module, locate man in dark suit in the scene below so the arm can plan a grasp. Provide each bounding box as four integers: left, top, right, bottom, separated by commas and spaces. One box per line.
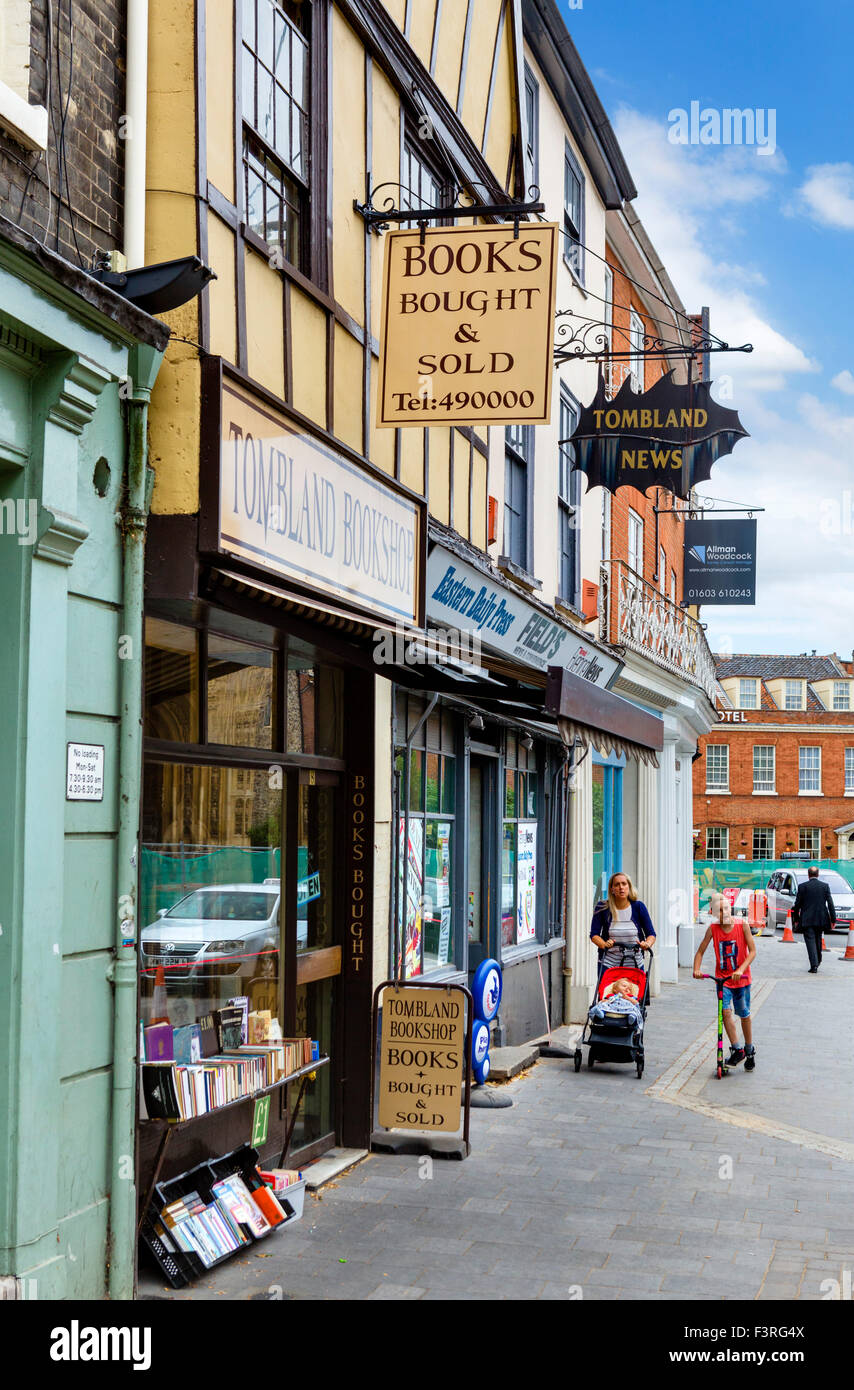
792, 866, 836, 972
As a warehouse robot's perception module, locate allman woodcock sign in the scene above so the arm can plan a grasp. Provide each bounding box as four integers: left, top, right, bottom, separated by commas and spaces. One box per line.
568, 371, 749, 501
378, 223, 559, 428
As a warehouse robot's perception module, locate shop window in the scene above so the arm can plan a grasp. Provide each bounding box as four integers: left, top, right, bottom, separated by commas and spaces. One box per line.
241, 0, 309, 269
592, 758, 623, 898
502, 731, 540, 947
140, 762, 284, 1036
395, 695, 458, 977
286, 648, 344, 757
144, 619, 200, 742
207, 634, 277, 749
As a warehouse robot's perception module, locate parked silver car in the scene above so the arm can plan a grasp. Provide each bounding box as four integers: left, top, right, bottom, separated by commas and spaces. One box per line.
765, 869, 854, 933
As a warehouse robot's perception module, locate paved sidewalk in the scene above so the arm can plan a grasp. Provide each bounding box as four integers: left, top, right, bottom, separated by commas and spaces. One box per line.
138, 933, 854, 1301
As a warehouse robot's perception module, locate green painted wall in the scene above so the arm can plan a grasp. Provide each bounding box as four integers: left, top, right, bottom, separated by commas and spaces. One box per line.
0, 238, 162, 1300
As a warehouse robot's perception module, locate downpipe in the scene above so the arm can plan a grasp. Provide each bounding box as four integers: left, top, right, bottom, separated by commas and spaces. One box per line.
107, 345, 162, 1300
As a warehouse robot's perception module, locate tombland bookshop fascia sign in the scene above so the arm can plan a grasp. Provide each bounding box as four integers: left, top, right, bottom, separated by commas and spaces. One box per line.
217, 380, 421, 624
426, 545, 621, 685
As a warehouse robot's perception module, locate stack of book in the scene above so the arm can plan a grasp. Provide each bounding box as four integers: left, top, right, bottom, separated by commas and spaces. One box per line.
140, 1038, 316, 1121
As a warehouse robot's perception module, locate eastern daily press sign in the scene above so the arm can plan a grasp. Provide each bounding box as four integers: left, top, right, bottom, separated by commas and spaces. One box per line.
426, 544, 621, 685
377, 223, 559, 427
219, 381, 420, 624
683, 518, 757, 606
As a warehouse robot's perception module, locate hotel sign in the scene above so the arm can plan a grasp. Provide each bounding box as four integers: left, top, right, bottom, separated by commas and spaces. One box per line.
426, 544, 622, 686
569, 371, 749, 501
377, 223, 560, 427
217, 380, 421, 624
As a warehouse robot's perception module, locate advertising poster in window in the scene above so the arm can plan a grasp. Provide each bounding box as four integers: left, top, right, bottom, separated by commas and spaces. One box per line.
517, 823, 537, 943
398, 817, 424, 978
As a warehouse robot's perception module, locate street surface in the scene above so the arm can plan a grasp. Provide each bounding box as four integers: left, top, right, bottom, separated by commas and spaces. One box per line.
139, 934, 854, 1301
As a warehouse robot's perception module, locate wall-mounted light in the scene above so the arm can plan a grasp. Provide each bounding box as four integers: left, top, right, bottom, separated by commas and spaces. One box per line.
520, 732, 534, 751
468, 713, 484, 732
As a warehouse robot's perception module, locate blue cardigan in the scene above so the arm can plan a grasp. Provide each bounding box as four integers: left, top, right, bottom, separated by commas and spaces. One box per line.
589, 899, 655, 943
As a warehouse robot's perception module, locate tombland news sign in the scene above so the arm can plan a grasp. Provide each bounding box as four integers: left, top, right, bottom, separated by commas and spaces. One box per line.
378, 223, 560, 427
219, 381, 420, 624
378, 986, 465, 1131
683, 518, 757, 605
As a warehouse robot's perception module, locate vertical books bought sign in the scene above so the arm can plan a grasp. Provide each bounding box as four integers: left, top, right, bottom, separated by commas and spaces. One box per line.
377, 224, 560, 427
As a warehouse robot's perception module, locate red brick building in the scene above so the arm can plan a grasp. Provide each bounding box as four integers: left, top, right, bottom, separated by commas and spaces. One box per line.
694, 654, 854, 861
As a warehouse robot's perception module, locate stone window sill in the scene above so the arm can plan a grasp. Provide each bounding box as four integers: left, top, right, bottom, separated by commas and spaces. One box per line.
0, 79, 47, 152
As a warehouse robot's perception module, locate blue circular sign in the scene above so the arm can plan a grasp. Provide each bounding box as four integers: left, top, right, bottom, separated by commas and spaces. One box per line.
473, 1053, 490, 1086
471, 1019, 490, 1069
472, 959, 502, 1023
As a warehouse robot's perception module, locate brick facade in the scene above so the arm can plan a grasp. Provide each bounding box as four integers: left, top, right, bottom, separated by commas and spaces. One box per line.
604, 241, 686, 604
0, 0, 125, 267
694, 683, 854, 859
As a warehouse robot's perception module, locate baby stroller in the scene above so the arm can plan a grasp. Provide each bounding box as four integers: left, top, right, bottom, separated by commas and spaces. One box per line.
572, 946, 652, 1079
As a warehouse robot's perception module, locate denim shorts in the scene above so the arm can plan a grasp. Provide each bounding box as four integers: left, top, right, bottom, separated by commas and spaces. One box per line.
722, 982, 751, 1018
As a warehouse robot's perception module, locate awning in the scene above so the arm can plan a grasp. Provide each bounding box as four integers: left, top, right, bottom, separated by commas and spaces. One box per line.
545, 667, 663, 768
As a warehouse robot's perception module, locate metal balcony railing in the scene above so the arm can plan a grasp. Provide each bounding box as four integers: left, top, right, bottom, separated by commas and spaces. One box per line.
599, 560, 718, 704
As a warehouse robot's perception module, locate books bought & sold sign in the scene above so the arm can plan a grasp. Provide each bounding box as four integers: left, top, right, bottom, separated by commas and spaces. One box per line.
377, 223, 560, 427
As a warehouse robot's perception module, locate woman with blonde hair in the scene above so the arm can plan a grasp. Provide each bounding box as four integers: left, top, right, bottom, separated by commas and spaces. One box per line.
590, 871, 656, 968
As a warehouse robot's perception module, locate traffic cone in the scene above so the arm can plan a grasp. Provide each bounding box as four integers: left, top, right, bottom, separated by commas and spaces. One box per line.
781, 910, 796, 943
150, 965, 170, 1023
821, 934, 828, 952
843, 924, 854, 961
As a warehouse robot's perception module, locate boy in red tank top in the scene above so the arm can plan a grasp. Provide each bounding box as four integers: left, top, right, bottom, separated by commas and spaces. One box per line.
693, 894, 758, 1069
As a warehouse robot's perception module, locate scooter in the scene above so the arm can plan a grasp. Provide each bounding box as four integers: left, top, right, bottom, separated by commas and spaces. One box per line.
698, 974, 731, 1079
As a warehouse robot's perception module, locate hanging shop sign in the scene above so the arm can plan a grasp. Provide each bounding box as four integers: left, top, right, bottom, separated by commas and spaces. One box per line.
377, 985, 465, 1131
683, 518, 757, 606
426, 544, 622, 685
377, 223, 560, 428
214, 377, 421, 624
568, 371, 749, 501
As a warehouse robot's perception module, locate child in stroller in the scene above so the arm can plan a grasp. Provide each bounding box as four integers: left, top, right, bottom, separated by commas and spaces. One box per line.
573, 946, 651, 1079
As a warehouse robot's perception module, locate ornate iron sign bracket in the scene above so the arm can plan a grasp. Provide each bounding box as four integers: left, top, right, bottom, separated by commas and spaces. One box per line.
553, 310, 753, 365
355, 180, 545, 241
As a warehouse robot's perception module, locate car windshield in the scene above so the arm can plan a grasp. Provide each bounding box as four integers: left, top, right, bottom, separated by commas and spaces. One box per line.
818, 873, 854, 894
165, 890, 276, 922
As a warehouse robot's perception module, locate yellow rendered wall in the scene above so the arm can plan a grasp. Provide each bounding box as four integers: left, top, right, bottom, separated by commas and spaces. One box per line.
146, 0, 197, 255
484, 21, 515, 181
433, 0, 468, 112
462, 0, 502, 140
331, 9, 366, 324
369, 372, 395, 475
290, 287, 328, 428
408, 0, 437, 70
400, 426, 425, 497
453, 429, 470, 538
471, 450, 487, 550
205, 0, 235, 201
245, 247, 286, 399
380, 0, 406, 32
150, 355, 201, 513
206, 214, 237, 364
429, 427, 451, 525
370, 64, 400, 332
334, 324, 364, 454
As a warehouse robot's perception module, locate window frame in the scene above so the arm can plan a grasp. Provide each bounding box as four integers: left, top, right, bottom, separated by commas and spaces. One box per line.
558, 387, 582, 607
738, 678, 759, 710
706, 826, 728, 861
784, 679, 804, 711
798, 745, 821, 794
523, 62, 539, 196
627, 508, 644, 579
629, 309, 644, 392
705, 744, 729, 793
799, 827, 820, 856
563, 141, 585, 285
752, 744, 775, 793
503, 423, 533, 572
752, 827, 774, 859
845, 747, 854, 793
833, 681, 850, 711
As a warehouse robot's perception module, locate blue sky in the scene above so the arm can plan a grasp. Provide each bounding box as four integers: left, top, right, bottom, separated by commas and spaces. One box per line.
557, 0, 854, 659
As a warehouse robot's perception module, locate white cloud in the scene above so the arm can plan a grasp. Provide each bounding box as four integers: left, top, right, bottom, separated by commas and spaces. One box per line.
831, 369, 854, 396
795, 163, 854, 230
